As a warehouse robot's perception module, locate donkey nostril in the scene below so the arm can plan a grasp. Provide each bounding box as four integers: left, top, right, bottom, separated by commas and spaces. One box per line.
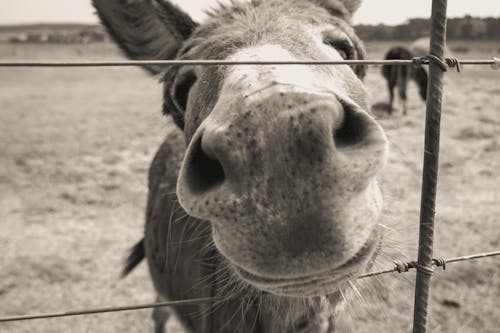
185, 136, 225, 194
333, 104, 368, 149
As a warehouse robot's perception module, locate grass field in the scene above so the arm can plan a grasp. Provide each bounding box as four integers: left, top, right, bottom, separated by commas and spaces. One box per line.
0, 40, 499, 332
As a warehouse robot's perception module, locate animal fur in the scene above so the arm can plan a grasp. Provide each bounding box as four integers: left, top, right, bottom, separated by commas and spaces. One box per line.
94, 1, 389, 332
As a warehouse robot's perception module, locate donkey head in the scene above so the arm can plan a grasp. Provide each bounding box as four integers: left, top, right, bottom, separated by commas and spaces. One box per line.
95, 0, 388, 298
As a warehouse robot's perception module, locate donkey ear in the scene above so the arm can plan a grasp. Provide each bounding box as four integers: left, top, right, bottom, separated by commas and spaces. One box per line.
336, 0, 362, 15
315, 0, 362, 19
93, 0, 198, 75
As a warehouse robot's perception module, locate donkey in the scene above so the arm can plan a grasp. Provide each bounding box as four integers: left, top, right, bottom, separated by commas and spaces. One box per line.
381, 46, 428, 115
93, 0, 389, 332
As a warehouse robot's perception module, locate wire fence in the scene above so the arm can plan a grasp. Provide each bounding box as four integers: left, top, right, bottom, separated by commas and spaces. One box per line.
1, 0, 500, 331
0, 250, 498, 324
0, 58, 498, 68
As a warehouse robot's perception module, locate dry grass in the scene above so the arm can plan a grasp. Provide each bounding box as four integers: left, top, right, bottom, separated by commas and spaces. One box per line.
0, 41, 499, 332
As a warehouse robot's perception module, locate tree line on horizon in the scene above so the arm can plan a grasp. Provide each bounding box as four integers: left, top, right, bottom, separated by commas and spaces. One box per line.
2, 15, 499, 44
355, 16, 500, 41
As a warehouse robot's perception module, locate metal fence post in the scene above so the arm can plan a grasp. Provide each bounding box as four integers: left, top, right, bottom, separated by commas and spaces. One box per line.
412, 0, 448, 332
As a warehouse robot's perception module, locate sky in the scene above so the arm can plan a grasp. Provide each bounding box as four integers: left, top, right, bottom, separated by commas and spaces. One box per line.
0, 0, 499, 25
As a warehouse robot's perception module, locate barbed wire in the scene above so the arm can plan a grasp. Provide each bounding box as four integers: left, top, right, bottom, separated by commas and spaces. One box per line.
0, 250, 498, 324
0, 57, 498, 68
358, 250, 500, 279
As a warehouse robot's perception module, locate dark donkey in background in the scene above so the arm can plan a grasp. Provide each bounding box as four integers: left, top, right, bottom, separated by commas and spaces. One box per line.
382, 46, 428, 115
93, 0, 389, 332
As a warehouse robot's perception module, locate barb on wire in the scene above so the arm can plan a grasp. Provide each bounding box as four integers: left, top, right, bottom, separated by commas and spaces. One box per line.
0, 58, 497, 68
413, 55, 462, 72
0, 250, 498, 324
358, 250, 500, 279
492, 57, 500, 70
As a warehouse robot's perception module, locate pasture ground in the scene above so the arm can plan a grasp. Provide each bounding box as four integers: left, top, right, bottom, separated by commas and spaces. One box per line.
0, 41, 499, 332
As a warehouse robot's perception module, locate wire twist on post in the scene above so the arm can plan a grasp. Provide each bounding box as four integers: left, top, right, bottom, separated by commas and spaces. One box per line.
445, 57, 461, 72
432, 258, 447, 270
411, 261, 435, 276
413, 55, 462, 72
422, 54, 449, 72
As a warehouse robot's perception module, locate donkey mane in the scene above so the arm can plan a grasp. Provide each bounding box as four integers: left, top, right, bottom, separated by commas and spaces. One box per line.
205, 0, 355, 20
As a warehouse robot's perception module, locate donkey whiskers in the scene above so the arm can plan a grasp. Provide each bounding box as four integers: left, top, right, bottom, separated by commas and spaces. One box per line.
348, 281, 364, 301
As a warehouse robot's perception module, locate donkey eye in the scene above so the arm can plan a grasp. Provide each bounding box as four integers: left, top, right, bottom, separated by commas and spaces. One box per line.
336, 47, 349, 60
172, 71, 197, 111
322, 36, 353, 60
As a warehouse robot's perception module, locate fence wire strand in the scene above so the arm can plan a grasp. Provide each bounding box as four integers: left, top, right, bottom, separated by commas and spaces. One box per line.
0, 250, 498, 324
0, 58, 498, 68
